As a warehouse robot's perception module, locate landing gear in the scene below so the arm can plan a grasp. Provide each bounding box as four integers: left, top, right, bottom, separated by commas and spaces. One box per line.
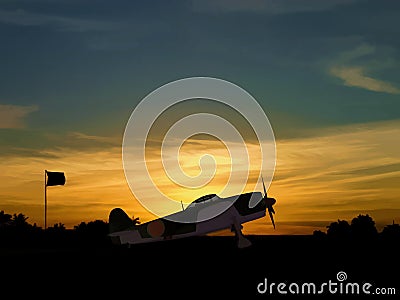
232, 219, 252, 249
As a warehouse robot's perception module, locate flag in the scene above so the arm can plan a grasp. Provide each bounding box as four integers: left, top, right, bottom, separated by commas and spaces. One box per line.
46, 170, 66, 186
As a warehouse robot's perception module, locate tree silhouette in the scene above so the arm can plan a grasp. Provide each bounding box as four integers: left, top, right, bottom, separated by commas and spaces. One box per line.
0, 210, 12, 228
47, 222, 66, 232
74, 220, 108, 234
1, 209, 397, 250
11, 213, 30, 229
73, 220, 110, 246
86, 220, 109, 235
74, 221, 87, 232
326, 219, 351, 240
313, 230, 327, 239
381, 221, 400, 241
350, 214, 378, 240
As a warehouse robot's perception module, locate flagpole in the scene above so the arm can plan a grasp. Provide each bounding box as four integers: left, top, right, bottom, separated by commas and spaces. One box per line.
44, 170, 47, 230
43, 170, 65, 230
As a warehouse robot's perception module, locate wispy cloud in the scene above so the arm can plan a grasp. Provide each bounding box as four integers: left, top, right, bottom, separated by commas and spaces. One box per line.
330, 66, 400, 94
268, 120, 400, 228
336, 43, 376, 62
0, 104, 38, 129
0, 9, 119, 32
191, 0, 358, 14
329, 44, 400, 94
68, 132, 121, 145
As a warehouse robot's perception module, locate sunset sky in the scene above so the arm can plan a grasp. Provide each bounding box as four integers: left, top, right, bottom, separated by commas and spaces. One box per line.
1, 0, 399, 235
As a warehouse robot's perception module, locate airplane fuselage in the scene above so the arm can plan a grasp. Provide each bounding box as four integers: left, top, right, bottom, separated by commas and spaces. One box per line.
109, 192, 266, 246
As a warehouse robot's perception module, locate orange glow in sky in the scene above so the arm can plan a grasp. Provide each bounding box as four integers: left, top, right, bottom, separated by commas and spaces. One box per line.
1, 119, 399, 234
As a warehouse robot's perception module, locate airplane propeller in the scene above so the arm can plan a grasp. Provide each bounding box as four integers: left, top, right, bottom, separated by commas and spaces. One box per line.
261, 176, 276, 229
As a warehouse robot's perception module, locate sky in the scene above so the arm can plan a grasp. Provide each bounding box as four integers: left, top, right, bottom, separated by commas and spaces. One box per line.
0, 0, 399, 234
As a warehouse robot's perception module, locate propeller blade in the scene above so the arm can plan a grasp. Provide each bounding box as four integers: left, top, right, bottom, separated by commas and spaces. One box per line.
262, 176, 276, 229
261, 176, 267, 197
268, 209, 276, 229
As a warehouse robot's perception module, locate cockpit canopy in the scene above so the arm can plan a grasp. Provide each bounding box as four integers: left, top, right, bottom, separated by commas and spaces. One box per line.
193, 193, 217, 203
188, 194, 219, 207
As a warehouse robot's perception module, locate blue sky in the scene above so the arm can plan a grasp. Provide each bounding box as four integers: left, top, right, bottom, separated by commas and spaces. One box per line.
1, 0, 399, 141
0, 1, 399, 230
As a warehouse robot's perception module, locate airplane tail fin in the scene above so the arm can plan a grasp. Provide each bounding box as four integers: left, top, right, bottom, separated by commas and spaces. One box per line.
108, 208, 136, 234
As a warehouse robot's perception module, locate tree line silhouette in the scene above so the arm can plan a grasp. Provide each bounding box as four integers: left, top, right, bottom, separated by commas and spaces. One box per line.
1, 210, 398, 248
312, 213, 400, 243
0, 210, 133, 248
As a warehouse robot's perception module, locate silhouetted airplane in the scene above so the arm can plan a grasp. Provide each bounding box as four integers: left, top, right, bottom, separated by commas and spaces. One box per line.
108, 178, 276, 248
